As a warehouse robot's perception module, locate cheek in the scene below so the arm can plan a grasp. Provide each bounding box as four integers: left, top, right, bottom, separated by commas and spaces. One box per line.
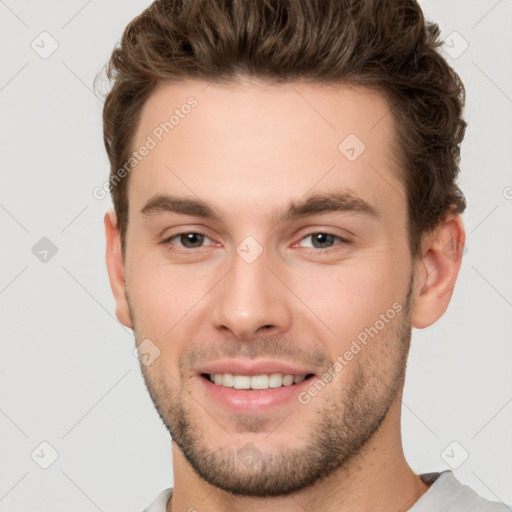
289, 255, 403, 345
125, 251, 211, 338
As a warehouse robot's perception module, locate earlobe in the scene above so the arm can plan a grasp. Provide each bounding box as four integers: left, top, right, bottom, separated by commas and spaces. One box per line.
410, 214, 466, 329
104, 211, 133, 329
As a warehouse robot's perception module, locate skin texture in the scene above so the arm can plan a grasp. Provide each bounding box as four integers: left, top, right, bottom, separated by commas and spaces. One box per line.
104, 79, 465, 512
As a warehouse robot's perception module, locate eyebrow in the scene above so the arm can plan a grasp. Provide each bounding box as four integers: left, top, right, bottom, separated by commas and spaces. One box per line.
140, 190, 380, 224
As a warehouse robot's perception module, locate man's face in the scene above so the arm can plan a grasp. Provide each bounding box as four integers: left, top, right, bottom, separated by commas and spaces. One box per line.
122, 79, 416, 495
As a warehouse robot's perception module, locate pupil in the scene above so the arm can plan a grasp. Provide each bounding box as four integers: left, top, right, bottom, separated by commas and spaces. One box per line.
182, 233, 204, 248
313, 233, 334, 248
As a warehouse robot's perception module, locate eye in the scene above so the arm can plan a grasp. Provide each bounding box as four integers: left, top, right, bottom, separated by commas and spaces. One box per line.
297, 232, 350, 251
162, 231, 214, 250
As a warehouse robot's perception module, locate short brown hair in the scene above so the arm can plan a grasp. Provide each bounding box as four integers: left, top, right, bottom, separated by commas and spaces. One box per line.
98, 0, 466, 260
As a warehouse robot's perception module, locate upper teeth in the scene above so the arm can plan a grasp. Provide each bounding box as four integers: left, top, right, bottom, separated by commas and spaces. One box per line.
209, 373, 305, 389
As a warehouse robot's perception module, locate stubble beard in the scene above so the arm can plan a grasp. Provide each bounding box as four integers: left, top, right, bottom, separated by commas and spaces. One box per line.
131, 281, 414, 497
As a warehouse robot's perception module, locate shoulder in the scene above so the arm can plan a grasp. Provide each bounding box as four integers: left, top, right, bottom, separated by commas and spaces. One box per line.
411, 471, 511, 512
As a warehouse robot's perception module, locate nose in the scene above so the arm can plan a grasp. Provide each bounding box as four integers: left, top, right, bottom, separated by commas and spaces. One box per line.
211, 246, 293, 341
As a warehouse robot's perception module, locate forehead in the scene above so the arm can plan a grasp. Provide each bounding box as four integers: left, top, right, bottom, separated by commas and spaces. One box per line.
128, 79, 405, 225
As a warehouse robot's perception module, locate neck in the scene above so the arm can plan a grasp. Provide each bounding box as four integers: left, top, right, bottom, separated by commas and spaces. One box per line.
167, 392, 430, 512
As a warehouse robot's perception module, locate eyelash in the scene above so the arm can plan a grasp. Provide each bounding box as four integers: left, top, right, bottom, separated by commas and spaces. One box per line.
161, 231, 351, 254
298, 233, 352, 253
162, 231, 213, 254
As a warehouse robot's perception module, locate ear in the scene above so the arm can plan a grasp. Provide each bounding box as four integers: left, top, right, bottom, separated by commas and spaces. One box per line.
410, 214, 466, 329
104, 211, 133, 329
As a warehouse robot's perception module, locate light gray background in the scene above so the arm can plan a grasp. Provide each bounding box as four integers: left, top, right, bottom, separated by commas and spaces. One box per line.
1, 1, 511, 510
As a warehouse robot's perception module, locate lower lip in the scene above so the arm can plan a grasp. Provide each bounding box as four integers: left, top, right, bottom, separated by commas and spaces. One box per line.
197, 375, 313, 414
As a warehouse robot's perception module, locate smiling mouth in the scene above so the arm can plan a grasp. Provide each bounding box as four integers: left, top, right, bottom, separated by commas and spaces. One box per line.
201, 373, 315, 390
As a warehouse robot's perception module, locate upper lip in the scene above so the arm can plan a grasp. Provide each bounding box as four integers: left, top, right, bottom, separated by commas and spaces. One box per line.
195, 359, 316, 377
